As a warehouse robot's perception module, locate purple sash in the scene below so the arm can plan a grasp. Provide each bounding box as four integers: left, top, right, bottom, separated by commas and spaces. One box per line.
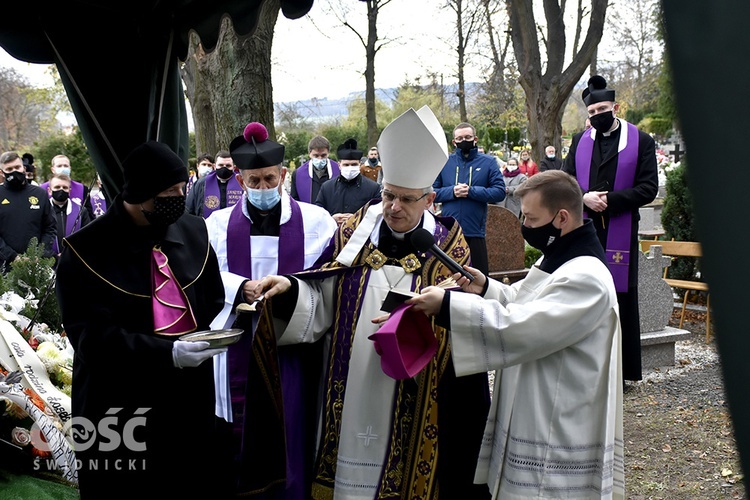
225, 197, 305, 461
91, 193, 107, 217
575, 122, 639, 292
202, 171, 244, 218
52, 201, 83, 254
295, 160, 340, 203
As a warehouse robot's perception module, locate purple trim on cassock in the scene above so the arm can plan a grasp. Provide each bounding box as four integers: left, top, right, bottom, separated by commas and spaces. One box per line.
226, 198, 308, 496
202, 171, 244, 218
575, 122, 639, 292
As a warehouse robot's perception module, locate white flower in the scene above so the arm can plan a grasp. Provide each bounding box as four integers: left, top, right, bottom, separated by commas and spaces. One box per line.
12, 427, 31, 447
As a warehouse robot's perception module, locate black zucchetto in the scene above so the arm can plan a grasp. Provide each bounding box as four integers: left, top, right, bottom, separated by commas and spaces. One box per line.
582, 75, 615, 106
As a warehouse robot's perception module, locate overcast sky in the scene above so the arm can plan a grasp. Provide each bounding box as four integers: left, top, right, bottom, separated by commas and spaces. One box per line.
0, 2, 484, 103
0, 1, 635, 104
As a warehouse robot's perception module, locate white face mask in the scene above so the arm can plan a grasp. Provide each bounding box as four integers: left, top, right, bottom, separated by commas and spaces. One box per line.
339, 166, 360, 181
197, 165, 212, 177
506, 164, 518, 172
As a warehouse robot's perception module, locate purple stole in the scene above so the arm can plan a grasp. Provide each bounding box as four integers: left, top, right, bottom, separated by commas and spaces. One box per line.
91, 193, 107, 217
52, 201, 83, 254
225, 198, 306, 488
202, 171, 244, 218
575, 121, 639, 292
295, 160, 340, 203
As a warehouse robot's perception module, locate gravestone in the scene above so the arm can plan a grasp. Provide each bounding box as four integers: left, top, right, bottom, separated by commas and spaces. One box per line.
638, 245, 690, 370
485, 205, 527, 283
639, 207, 656, 233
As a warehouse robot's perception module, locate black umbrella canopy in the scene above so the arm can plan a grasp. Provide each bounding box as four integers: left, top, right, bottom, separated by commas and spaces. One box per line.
0, 0, 313, 201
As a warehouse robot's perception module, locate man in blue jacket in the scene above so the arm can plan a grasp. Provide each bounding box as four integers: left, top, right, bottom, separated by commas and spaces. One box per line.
433, 122, 506, 274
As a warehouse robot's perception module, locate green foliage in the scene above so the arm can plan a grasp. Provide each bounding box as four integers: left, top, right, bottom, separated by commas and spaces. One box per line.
0, 239, 61, 333
279, 129, 314, 164
342, 98, 392, 133
524, 243, 542, 269
637, 115, 672, 140
318, 125, 367, 160
30, 127, 95, 186
661, 157, 699, 281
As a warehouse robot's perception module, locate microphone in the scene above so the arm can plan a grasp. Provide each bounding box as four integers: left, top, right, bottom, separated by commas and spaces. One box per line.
410, 228, 475, 282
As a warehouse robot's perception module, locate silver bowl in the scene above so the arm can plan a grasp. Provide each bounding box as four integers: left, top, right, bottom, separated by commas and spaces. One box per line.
179, 328, 244, 348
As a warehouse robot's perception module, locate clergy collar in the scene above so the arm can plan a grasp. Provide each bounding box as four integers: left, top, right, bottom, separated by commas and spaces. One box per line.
389, 220, 421, 240
245, 197, 282, 223
601, 118, 621, 137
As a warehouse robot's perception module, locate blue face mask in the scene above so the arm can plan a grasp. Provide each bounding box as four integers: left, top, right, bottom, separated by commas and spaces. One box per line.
311, 158, 327, 170
246, 183, 281, 211
57, 167, 71, 176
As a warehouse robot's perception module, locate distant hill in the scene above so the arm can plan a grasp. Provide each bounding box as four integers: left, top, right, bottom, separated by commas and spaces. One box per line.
274, 83, 473, 124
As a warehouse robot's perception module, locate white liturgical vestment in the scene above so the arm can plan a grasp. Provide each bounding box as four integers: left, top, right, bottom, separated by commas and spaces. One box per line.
449, 255, 625, 499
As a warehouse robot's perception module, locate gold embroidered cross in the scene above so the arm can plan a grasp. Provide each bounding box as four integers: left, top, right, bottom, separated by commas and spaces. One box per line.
612, 252, 624, 263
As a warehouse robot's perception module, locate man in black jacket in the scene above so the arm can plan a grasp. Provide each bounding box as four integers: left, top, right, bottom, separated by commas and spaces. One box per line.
563, 75, 658, 382
0, 151, 56, 271
315, 138, 381, 225
56, 141, 229, 499
539, 145, 564, 171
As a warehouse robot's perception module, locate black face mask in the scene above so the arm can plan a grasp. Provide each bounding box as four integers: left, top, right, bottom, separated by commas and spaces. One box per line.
4, 171, 26, 190
52, 190, 70, 203
142, 195, 185, 227
456, 140, 475, 153
368, 157, 379, 166
521, 212, 561, 251
216, 167, 234, 180
590, 111, 616, 133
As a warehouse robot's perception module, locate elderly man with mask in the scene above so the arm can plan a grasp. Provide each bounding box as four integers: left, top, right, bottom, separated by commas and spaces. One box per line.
257, 106, 492, 499
205, 122, 337, 498
315, 138, 381, 226
55, 141, 227, 499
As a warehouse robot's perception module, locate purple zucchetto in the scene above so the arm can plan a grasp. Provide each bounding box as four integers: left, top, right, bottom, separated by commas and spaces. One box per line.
229, 122, 285, 170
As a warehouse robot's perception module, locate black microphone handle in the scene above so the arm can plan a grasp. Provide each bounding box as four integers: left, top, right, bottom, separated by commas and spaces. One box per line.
429, 244, 475, 282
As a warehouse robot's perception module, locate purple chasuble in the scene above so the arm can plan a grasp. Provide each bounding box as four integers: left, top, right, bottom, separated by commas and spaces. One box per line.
202, 171, 244, 218
575, 122, 639, 292
295, 160, 340, 203
52, 202, 83, 254
225, 198, 307, 495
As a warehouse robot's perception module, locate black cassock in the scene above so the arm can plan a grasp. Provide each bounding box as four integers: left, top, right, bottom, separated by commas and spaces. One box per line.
564, 122, 658, 381
56, 196, 227, 499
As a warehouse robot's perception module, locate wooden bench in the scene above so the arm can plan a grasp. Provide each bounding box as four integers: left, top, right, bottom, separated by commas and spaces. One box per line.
639, 240, 711, 342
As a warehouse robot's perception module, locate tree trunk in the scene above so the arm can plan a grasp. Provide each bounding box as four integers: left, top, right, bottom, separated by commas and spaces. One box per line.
182, 0, 280, 156
508, 0, 607, 160
455, 0, 468, 122
365, 0, 380, 148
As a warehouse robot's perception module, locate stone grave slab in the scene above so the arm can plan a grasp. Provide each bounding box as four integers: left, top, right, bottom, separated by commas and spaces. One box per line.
485, 205, 527, 282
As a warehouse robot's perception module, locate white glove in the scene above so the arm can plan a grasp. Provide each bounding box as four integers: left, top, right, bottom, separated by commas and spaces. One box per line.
172, 340, 227, 369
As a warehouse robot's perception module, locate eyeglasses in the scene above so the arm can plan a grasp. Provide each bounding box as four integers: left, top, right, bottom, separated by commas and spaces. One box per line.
454, 135, 475, 142
381, 190, 428, 205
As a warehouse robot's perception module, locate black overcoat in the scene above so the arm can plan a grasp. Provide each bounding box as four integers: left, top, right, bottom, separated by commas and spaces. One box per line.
56, 196, 226, 498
